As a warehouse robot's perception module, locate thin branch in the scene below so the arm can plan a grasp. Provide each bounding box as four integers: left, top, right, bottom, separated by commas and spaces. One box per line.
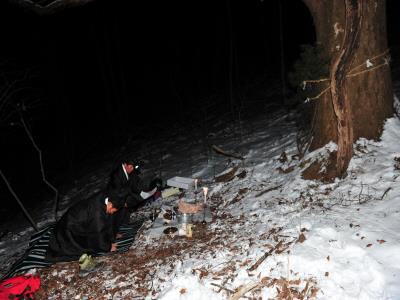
8, 0, 96, 15
19, 110, 59, 221
380, 187, 392, 200
248, 241, 283, 272
212, 145, 244, 160
211, 282, 235, 294
230, 282, 261, 300
0, 169, 38, 231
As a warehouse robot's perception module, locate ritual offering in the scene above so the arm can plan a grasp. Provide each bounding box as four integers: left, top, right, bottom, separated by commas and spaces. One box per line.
163, 209, 173, 222
186, 224, 193, 238
178, 199, 203, 214
177, 212, 192, 224
202, 187, 208, 204
177, 212, 192, 236
161, 187, 181, 199
166, 176, 194, 190
150, 207, 161, 221
163, 227, 178, 235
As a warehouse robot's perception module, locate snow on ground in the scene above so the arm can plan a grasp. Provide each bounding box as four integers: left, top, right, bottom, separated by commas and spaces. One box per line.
1, 99, 400, 299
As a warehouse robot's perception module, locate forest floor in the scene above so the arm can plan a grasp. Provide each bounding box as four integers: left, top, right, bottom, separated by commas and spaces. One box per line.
1, 73, 400, 299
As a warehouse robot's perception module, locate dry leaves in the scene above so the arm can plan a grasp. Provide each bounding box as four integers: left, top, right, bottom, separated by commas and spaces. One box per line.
215, 166, 239, 182
192, 268, 209, 279
259, 276, 319, 300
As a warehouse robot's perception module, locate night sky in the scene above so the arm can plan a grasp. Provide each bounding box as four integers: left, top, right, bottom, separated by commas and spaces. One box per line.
0, 0, 399, 216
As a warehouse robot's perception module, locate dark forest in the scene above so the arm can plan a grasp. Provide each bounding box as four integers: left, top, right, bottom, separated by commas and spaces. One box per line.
0, 0, 399, 231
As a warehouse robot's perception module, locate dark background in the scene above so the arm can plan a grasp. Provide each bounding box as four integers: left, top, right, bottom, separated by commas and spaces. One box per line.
0, 0, 399, 218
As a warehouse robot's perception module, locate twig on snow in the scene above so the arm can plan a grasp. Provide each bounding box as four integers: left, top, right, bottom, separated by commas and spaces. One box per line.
248, 241, 283, 272
212, 145, 244, 160
230, 282, 261, 300
380, 187, 392, 200
210, 283, 253, 300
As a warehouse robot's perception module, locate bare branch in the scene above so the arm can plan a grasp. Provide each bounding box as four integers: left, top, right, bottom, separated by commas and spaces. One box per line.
8, 0, 96, 15
0, 169, 38, 231
19, 109, 59, 221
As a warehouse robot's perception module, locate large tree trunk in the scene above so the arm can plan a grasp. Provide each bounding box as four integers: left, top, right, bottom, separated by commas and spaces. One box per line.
330, 0, 363, 177
303, 0, 393, 178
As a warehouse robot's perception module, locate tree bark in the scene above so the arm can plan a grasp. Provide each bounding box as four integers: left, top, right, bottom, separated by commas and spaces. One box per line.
330, 0, 363, 177
303, 0, 393, 178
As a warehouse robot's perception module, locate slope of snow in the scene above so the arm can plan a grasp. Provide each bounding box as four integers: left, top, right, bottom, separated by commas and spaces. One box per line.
1, 101, 400, 299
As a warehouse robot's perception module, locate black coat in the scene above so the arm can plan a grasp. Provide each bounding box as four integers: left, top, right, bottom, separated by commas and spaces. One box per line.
46, 193, 114, 262
107, 164, 130, 191
107, 165, 144, 208
107, 165, 145, 235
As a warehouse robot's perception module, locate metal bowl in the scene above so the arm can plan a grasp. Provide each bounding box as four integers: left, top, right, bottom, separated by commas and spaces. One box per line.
177, 212, 192, 224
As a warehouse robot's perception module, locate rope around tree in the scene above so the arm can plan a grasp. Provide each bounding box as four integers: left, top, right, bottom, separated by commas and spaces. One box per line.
303, 49, 390, 102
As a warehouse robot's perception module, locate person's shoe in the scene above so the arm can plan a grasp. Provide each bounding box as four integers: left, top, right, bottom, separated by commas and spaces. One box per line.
78, 253, 105, 277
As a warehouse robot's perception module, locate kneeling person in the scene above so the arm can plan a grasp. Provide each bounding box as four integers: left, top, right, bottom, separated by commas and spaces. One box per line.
46, 190, 125, 262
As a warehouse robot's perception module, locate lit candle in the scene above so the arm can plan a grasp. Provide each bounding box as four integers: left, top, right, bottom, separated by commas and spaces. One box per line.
203, 187, 208, 204
194, 179, 198, 191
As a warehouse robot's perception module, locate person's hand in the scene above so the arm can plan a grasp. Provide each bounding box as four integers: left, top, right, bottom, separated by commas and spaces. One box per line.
140, 187, 158, 199
111, 243, 117, 252
149, 187, 157, 196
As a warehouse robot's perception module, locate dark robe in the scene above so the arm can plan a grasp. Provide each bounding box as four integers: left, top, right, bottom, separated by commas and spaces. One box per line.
107, 164, 159, 232
107, 165, 143, 235
46, 193, 114, 262
107, 164, 130, 191
107, 164, 144, 208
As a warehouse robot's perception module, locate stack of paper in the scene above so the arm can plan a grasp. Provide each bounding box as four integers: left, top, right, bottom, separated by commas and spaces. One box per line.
166, 176, 194, 190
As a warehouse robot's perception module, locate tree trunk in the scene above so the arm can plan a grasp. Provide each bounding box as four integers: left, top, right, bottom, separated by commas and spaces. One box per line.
330, 0, 362, 177
226, 0, 235, 115
278, 0, 287, 105
303, 0, 393, 177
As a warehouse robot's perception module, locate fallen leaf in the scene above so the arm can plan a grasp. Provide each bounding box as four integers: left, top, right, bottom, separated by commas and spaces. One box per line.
377, 239, 386, 244
310, 287, 319, 297
326, 256, 330, 261
180, 288, 187, 294
289, 279, 301, 285
325, 272, 329, 277
296, 233, 306, 244
366, 243, 373, 247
